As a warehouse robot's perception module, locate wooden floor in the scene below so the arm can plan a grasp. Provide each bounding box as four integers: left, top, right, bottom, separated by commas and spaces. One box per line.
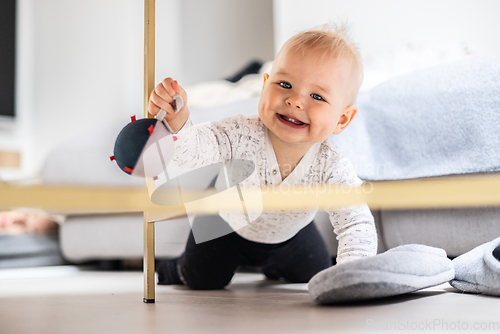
0, 266, 499, 334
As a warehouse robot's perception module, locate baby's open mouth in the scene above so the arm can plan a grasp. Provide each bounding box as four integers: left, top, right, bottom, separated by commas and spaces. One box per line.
278, 114, 307, 126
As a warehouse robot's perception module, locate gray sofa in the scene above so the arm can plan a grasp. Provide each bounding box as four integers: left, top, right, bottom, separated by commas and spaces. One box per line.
41, 55, 500, 264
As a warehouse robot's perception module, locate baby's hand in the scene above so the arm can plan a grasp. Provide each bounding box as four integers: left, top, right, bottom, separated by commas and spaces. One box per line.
148, 78, 189, 132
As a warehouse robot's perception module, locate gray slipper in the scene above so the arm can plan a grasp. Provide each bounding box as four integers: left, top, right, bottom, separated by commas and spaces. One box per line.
308, 244, 455, 304
450, 237, 500, 296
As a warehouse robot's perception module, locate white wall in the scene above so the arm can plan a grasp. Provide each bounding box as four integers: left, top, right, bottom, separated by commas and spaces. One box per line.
1, 0, 274, 180
273, 0, 500, 90
3, 0, 144, 180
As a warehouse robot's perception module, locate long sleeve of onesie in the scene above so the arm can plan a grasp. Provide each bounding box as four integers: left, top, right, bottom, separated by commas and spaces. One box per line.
323, 152, 378, 264
172, 117, 235, 169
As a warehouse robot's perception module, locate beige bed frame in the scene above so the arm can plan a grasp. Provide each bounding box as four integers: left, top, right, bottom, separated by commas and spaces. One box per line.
1, 0, 499, 304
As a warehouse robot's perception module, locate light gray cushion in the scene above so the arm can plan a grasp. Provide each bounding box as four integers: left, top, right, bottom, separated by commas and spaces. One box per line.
450, 237, 500, 296
380, 206, 500, 257
59, 213, 191, 262
308, 244, 454, 304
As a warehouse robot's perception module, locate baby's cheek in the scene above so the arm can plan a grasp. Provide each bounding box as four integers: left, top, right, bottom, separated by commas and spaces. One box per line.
311, 124, 333, 141
257, 100, 266, 116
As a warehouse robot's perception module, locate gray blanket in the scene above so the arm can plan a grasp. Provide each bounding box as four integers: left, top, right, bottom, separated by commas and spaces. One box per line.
334, 55, 500, 180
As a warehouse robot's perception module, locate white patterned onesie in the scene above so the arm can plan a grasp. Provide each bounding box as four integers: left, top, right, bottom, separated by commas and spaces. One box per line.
173, 114, 377, 264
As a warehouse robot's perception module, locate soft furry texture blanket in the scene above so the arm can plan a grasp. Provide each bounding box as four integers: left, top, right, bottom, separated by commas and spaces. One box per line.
334, 55, 500, 181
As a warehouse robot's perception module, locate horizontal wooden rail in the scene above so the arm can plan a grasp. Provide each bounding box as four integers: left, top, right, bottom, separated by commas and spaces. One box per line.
1, 174, 499, 216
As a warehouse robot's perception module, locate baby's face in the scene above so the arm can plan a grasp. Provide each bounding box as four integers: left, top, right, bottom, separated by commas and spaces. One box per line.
258, 47, 355, 149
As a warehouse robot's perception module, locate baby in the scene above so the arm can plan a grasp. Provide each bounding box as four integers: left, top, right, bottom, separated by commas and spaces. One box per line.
149, 25, 377, 290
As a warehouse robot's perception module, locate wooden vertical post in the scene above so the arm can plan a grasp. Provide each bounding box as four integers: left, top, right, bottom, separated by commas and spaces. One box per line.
144, 0, 155, 120
143, 0, 156, 304
143, 214, 156, 303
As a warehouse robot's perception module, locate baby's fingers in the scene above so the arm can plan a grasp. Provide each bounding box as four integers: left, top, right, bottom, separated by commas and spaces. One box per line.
149, 91, 175, 116
160, 78, 178, 99
171, 80, 188, 110
148, 77, 187, 117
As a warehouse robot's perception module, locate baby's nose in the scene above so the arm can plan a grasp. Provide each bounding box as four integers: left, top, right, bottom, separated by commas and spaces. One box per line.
285, 95, 304, 109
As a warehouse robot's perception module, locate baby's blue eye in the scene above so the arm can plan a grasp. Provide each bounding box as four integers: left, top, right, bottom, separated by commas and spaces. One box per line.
279, 82, 292, 89
311, 93, 324, 101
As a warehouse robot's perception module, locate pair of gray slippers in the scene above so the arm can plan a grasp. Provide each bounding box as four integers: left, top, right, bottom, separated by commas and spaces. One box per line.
308, 237, 500, 304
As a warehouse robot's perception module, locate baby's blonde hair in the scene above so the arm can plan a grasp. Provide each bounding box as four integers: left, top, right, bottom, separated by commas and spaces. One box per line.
279, 23, 363, 105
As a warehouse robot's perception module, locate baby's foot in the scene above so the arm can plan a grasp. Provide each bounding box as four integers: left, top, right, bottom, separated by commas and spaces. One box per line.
157, 258, 183, 285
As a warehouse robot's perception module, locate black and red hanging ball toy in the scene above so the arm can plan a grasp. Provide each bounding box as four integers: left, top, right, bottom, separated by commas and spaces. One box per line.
111, 95, 183, 178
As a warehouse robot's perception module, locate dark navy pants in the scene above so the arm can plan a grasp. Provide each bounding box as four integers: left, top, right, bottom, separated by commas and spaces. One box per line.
177, 215, 332, 290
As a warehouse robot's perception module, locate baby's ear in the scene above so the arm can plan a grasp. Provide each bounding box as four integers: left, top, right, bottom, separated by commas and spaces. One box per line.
262, 73, 269, 91
333, 106, 357, 134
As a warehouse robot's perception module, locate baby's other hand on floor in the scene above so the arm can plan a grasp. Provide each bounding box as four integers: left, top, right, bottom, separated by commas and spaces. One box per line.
0, 211, 58, 235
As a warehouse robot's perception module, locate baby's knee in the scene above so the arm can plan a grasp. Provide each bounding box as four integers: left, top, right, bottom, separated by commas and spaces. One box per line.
184, 277, 231, 290
262, 266, 311, 284
180, 267, 232, 290
186, 281, 229, 290
284, 262, 332, 283
281, 272, 314, 284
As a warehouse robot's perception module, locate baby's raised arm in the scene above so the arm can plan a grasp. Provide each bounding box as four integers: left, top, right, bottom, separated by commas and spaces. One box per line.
148, 78, 189, 133
149, 78, 239, 170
